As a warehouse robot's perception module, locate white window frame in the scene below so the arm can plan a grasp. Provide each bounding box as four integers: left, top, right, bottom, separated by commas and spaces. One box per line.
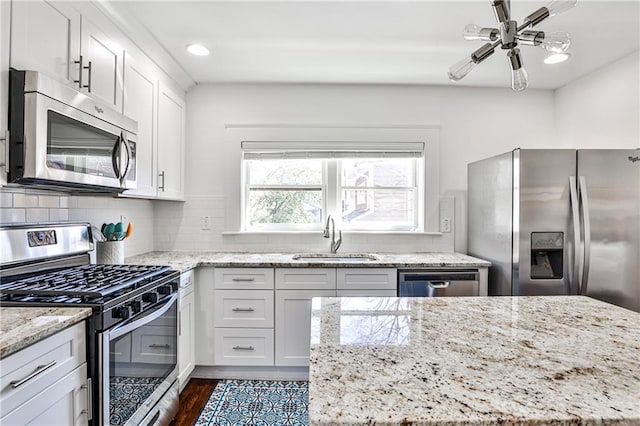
227, 125, 441, 233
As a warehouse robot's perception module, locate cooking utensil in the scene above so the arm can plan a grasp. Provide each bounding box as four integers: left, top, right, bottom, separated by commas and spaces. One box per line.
103, 223, 116, 241
91, 225, 106, 242
124, 222, 133, 239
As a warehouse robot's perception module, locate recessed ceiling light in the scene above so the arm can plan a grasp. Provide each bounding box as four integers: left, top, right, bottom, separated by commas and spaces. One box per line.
187, 44, 210, 56
544, 53, 571, 65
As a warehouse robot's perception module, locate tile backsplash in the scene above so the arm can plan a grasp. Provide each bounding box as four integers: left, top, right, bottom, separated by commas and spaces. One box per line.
1, 187, 455, 255
154, 195, 456, 253
0, 186, 154, 257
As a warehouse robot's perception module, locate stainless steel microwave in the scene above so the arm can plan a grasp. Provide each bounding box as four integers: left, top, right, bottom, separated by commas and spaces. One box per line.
8, 69, 137, 193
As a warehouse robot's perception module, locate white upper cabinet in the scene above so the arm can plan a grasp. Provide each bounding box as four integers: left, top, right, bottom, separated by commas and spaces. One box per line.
157, 82, 186, 200
80, 15, 124, 111
123, 52, 157, 197
10, 1, 81, 87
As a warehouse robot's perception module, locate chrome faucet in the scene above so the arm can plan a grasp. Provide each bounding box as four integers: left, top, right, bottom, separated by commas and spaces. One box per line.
323, 214, 342, 253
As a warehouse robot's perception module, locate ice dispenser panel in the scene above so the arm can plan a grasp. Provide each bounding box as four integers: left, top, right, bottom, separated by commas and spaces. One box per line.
530, 232, 563, 279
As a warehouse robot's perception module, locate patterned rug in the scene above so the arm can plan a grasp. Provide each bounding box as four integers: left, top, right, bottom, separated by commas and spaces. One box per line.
195, 380, 309, 426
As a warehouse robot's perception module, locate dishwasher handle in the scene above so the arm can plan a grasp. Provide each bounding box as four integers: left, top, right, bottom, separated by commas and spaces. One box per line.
428, 281, 450, 289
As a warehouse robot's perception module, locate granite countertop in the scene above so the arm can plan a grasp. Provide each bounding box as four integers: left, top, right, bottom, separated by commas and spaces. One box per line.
0, 307, 93, 359
308, 296, 640, 425
125, 251, 490, 272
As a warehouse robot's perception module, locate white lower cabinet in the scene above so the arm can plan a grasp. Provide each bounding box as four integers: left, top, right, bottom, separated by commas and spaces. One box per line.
178, 270, 196, 389
214, 290, 274, 328
337, 268, 397, 291
275, 290, 335, 366
0, 322, 89, 425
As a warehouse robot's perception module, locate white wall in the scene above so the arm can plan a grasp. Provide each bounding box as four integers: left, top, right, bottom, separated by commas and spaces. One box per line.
555, 50, 639, 149
156, 83, 557, 253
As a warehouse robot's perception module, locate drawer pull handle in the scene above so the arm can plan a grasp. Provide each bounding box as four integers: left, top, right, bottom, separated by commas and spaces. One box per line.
428, 281, 451, 289
232, 307, 255, 312
232, 345, 255, 351
231, 278, 255, 282
10, 361, 57, 388
149, 344, 171, 349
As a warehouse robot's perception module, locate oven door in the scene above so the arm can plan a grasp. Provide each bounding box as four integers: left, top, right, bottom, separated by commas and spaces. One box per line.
100, 294, 177, 426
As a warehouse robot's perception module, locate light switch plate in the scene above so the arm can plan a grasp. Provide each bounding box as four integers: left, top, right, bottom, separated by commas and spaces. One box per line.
201, 215, 211, 230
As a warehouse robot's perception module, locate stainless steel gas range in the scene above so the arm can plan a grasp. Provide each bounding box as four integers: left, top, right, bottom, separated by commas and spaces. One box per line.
0, 223, 180, 425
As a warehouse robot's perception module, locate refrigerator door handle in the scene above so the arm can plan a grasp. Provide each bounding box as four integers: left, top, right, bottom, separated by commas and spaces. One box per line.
569, 176, 581, 294
578, 176, 591, 295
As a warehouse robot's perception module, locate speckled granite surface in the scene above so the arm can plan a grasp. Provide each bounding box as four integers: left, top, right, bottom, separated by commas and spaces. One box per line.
0, 307, 92, 358
308, 296, 640, 425
125, 252, 490, 272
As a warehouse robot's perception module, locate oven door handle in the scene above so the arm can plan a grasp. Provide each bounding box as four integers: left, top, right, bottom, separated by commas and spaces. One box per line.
108, 294, 177, 340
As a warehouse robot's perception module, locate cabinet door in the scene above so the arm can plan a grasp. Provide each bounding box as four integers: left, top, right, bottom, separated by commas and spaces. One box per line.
122, 52, 157, 197
157, 82, 185, 200
275, 290, 335, 367
0, 364, 89, 426
336, 268, 397, 290
80, 15, 124, 111
195, 267, 215, 365
178, 288, 195, 390
10, 0, 81, 87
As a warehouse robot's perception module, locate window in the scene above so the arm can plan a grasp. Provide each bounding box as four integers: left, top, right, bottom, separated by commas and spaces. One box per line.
242, 142, 424, 231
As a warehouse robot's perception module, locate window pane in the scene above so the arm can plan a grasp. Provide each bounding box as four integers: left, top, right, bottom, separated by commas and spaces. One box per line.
249, 190, 323, 225
248, 159, 322, 185
342, 189, 415, 227
341, 159, 414, 188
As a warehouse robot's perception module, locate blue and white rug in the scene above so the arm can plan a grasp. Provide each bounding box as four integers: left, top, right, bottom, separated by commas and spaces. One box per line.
195, 380, 309, 426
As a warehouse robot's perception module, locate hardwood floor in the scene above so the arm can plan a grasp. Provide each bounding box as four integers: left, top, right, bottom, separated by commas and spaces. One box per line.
171, 378, 218, 426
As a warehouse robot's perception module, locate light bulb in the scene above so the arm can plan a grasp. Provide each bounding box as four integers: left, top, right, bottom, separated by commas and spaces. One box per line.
544, 52, 571, 64
545, 0, 578, 17
511, 67, 529, 91
507, 48, 528, 91
463, 24, 483, 40
448, 56, 476, 82
540, 31, 571, 54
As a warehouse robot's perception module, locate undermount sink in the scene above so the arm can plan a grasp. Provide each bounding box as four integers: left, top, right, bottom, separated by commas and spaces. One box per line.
292, 254, 378, 262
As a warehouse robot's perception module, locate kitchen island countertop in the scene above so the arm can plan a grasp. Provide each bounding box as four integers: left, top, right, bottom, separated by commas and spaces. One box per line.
308, 296, 640, 425
125, 251, 490, 273
0, 307, 92, 358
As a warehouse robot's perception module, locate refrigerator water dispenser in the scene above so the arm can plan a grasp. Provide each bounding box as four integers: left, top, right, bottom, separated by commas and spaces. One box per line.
530, 232, 564, 279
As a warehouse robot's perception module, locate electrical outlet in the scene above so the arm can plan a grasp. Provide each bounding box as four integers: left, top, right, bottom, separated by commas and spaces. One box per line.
201, 215, 211, 230
120, 215, 128, 225
441, 218, 452, 233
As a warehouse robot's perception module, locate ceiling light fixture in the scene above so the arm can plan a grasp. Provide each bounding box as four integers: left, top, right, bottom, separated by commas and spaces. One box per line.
448, 0, 576, 91
187, 44, 210, 56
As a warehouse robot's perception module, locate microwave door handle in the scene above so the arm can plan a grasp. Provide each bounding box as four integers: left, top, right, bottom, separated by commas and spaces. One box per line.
108, 294, 178, 340
111, 135, 121, 180
120, 132, 132, 184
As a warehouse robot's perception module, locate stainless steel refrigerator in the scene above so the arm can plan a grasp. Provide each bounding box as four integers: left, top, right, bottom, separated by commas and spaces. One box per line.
468, 148, 640, 312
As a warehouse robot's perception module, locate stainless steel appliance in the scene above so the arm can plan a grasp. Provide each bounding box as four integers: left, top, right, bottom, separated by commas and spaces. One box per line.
398, 270, 480, 297
0, 223, 179, 425
468, 148, 640, 312
8, 69, 137, 193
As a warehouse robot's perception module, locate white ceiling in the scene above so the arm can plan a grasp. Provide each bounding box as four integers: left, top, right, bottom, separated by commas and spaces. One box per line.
115, 1, 639, 89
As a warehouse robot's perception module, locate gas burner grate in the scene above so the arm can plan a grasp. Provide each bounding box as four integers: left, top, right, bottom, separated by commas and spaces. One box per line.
0, 264, 171, 298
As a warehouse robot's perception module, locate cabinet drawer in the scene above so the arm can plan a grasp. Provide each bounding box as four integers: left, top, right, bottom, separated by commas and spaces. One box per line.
214, 268, 274, 290
275, 268, 336, 290
131, 325, 177, 364
214, 328, 274, 366
214, 290, 274, 328
337, 268, 397, 290
336, 289, 397, 297
0, 322, 86, 417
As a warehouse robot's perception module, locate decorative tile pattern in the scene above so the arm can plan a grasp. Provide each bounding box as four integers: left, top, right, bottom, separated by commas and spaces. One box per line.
196, 380, 309, 426
109, 376, 165, 425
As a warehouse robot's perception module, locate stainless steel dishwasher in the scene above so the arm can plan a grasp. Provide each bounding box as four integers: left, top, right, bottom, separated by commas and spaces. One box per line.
397, 270, 480, 297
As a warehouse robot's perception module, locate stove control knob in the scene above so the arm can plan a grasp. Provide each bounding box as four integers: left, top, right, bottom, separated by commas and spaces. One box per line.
112, 306, 131, 320
143, 292, 158, 304
158, 284, 172, 295
130, 300, 143, 314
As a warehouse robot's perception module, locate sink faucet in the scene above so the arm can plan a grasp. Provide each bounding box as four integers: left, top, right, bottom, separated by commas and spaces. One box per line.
323, 214, 342, 253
